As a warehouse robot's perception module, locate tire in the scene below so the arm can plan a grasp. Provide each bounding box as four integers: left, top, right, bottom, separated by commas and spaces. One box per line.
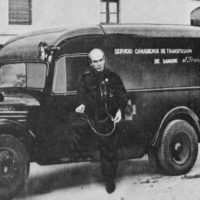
148, 147, 163, 172
0, 134, 29, 200
158, 120, 198, 175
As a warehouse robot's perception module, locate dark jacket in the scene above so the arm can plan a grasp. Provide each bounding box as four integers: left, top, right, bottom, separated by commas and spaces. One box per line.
77, 67, 128, 119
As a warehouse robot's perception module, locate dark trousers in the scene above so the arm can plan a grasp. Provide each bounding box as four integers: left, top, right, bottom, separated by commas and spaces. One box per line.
70, 113, 118, 183
99, 135, 117, 182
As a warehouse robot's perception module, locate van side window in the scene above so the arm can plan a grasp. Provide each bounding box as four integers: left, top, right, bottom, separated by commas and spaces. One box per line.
53, 57, 67, 93
53, 55, 88, 93
65, 55, 88, 91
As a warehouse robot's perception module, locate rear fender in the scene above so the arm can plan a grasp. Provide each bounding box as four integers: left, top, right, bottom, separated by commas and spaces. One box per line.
151, 106, 200, 147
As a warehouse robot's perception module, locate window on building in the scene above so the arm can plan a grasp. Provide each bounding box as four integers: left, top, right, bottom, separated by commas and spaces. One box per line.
9, 0, 32, 25
191, 7, 200, 26
101, 0, 119, 24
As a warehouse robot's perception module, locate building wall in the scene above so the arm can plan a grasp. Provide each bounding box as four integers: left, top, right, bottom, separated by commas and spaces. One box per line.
0, 0, 100, 33
0, 0, 101, 43
121, 0, 189, 24
0, 0, 199, 44
32, 0, 100, 29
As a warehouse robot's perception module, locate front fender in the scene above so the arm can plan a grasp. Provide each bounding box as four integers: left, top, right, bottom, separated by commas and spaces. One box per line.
0, 119, 36, 157
151, 106, 200, 147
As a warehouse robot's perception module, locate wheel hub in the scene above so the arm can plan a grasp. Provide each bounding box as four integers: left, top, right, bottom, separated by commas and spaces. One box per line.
171, 132, 190, 165
0, 148, 19, 187
174, 143, 183, 153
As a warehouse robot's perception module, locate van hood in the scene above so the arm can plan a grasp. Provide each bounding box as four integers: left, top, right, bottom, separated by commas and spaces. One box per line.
0, 92, 40, 122
0, 92, 40, 107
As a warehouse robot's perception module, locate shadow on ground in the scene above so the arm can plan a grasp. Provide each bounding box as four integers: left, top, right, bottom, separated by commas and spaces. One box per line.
17, 158, 161, 199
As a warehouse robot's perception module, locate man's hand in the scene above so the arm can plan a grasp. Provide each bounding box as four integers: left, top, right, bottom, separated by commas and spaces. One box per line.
112, 109, 122, 123
75, 104, 85, 113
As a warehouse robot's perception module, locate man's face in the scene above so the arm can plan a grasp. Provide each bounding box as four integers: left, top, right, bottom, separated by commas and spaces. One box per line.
89, 50, 105, 72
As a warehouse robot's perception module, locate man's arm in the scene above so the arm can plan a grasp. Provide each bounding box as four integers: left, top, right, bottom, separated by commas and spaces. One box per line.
114, 74, 128, 112
111, 73, 128, 123
77, 76, 87, 105
115, 75, 134, 116
76, 75, 88, 112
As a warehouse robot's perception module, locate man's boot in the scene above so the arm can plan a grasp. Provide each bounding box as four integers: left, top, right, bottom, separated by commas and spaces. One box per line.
105, 178, 116, 193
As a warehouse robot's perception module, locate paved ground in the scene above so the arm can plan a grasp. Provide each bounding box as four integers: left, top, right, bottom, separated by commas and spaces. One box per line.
14, 148, 200, 200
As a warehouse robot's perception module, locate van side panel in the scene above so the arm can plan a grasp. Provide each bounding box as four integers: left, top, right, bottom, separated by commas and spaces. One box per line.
103, 35, 200, 144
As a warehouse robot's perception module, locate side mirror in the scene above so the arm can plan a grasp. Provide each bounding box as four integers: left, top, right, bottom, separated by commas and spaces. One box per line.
38, 42, 49, 61
0, 93, 4, 102
38, 42, 60, 63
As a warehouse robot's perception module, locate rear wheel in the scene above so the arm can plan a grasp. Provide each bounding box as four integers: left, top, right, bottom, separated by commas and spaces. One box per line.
158, 120, 198, 175
0, 134, 29, 200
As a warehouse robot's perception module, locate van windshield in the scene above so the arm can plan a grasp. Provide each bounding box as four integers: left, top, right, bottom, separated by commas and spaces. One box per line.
0, 63, 47, 89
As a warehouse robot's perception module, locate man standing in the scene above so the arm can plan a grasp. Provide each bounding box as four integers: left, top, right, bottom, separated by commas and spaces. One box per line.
73, 48, 128, 193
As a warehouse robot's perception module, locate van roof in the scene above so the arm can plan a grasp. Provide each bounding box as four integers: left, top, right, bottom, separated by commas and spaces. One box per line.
102, 24, 200, 37
1, 24, 200, 62
0, 25, 103, 62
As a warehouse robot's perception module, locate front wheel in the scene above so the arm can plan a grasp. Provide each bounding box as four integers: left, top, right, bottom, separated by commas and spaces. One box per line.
158, 120, 198, 175
0, 134, 29, 200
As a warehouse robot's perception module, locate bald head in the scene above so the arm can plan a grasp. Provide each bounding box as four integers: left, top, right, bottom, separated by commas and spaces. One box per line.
88, 48, 105, 72
88, 48, 104, 60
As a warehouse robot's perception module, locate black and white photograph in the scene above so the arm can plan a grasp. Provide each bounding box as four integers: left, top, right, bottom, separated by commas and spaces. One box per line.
1, 0, 200, 199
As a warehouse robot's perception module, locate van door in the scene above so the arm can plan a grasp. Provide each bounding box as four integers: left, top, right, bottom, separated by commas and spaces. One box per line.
42, 54, 90, 158
42, 35, 104, 158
